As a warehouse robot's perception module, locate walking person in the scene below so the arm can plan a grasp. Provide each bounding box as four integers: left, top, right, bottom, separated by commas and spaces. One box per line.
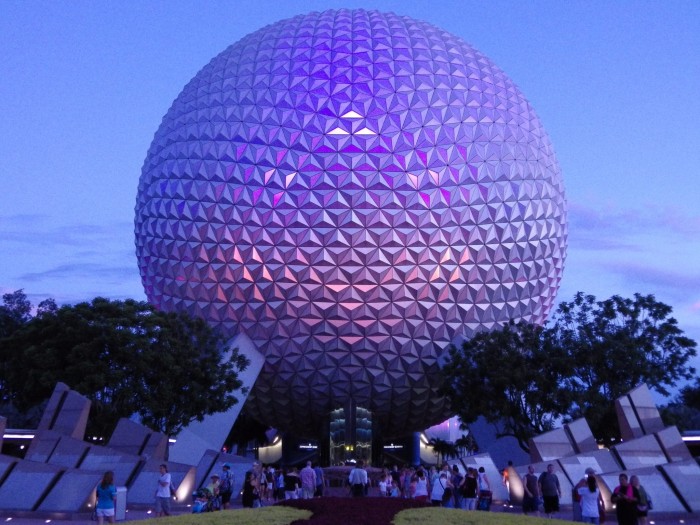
538, 464, 562, 519
154, 464, 172, 517
95, 471, 117, 525
522, 465, 540, 516
300, 460, 316, 499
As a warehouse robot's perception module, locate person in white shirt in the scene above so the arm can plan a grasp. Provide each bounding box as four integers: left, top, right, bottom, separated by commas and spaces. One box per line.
577, 473, 601, 524
155, 464, 172, 517
348, 461, 368, 497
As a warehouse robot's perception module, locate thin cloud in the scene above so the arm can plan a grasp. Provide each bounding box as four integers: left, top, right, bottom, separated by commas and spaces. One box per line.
20, 262, 139, 284
0, 215, 134, 248
599, 259, 700, 304
568, 201, 700, 249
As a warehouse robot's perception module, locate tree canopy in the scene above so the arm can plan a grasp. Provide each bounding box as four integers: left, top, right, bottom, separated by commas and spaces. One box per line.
661, 376, 700, 432
551, 292, 697, 444
0, 292, 249, 438
442, 320, 573, 452
442, 293, 697, 451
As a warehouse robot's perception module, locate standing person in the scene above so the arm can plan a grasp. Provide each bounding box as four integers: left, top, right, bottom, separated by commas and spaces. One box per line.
402, 467, 414, 499
251, 462, 264, 501
477, 465, 491, 509
155, 464, 172, 517
378, 472, 388, 497
284, 467, 300, 500
522, 465, 540, 516
412, 468, 429, 502
206, 474, 221, 510
538, 464, 562, 519
219, 463, 234, 509
261, 466, 272, 503
477, 466, 490, 493
348, 460, 368, 497
631, 475, 649, 525
313, 463, 325, 497
429, 465, 438, 487
430, 471, 450, 506
390, 465, 402, 495
577, 474, 602, 524
300, 460, 316, 499
451, 465, 463, 509
502, 460, 513, 504
241, 470, 259, 508
574, 468, 597, 521
95, 471, 117, 525
275, 469, 285, 501
611, 473, 639, 525
461, 468, 478, 510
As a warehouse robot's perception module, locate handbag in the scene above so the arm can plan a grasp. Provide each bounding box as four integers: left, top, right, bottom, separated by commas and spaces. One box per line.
441, 485, 453, 504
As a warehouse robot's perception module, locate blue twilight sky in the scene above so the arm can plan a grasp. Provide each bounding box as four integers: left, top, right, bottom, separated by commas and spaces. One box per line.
1, 1, 699, 389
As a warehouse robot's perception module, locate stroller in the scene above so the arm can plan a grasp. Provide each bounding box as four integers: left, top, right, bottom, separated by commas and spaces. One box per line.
192, 487, 221, 513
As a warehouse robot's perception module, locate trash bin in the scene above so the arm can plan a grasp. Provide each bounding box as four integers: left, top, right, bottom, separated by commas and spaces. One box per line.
115, 486, 127, 521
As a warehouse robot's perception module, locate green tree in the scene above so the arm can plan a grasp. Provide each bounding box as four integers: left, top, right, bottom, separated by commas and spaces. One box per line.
661, 377, 700, 432
551, 292, 697, 445
679, 376, 700, 410
0, 289, 32, 338
0, 297, 249, 438
455, 433, 478, 456
427, 437, 457, 466
442, 321, 573, 453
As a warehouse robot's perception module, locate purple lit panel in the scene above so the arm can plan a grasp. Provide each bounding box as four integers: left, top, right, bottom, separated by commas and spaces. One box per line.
135, 9, 567, 436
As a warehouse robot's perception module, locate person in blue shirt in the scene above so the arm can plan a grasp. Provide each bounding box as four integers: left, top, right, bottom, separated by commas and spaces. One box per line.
95, 471, 117, 525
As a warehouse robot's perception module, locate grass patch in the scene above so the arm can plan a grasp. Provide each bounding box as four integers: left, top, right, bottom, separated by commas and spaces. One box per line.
124, 500, 579, 525
394, 507, 575, 525
126, 506, 311, 525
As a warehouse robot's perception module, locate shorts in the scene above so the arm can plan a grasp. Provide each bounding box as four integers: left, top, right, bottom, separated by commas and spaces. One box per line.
522, 495, 538, 513
221, 490, 232, 504
96, 508, 115, 517
543, 495, 559, 513
155, 496, 171, 514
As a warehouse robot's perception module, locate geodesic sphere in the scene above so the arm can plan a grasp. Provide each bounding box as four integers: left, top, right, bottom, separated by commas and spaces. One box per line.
135, 9, 567, 436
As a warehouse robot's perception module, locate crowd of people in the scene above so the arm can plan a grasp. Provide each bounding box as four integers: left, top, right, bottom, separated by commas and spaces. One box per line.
508, 463, 652, 525
89, 458, 651, 524
346, 461, 494, 511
